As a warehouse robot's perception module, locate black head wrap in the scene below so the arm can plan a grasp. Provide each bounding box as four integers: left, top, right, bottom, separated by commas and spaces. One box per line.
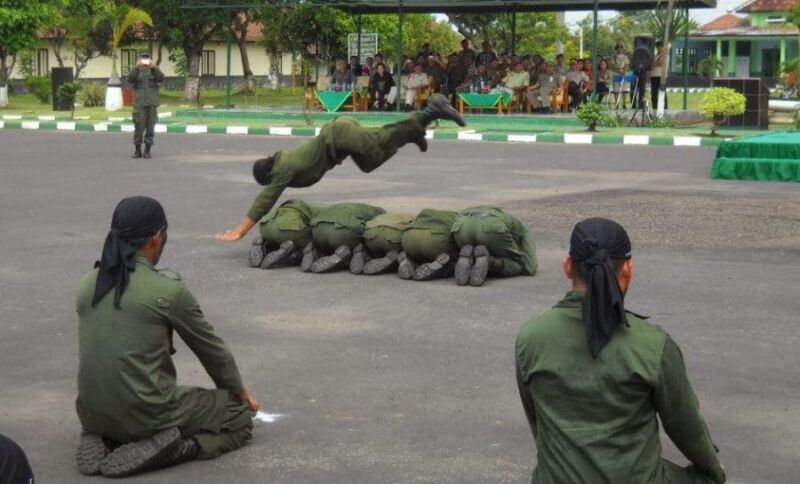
92, 196, 167, 309
253, 155, 277, 186
569, 218, 632, 358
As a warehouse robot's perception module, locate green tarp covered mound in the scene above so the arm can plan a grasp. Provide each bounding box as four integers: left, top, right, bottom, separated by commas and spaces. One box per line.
711, 132, 800, 182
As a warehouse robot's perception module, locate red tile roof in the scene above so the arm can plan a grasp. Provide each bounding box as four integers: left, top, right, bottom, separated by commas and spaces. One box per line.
737, 0, 797, 13
698, 13, 749, 32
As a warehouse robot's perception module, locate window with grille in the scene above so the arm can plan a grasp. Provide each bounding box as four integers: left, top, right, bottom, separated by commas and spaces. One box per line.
201, 50, 216, 76
36, 49, 49, 76
121, 49, 137, 76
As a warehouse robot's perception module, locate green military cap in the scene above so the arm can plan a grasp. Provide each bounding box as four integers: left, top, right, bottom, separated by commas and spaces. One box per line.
137, 51, 152, 59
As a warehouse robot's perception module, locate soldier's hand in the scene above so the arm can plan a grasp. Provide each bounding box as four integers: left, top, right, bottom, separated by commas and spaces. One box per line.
239, 387, 260, 413
215, 228, 246, 242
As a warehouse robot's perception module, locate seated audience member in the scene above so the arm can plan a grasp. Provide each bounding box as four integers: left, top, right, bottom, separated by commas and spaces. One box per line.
498, 61, 531, 97
404, 63, 431, 110
362, 56, 373, 76
471, 63, 494, 93
516, 217, 726, 484
425, 53, 448, 94
332, 59, 357, 90
348, 55, 363, 76
369, 63, 396, 110
565, 60, 589, 110
596, 59, 611, 102
498, 52, 512, 73
527, 63, 559, 112
554, 53, 568, 79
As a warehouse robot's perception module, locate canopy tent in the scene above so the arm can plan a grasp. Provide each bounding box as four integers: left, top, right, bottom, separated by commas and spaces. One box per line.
181, 0, 715, 110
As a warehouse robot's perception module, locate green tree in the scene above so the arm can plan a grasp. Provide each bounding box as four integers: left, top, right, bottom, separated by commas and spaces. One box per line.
576, 11, 647, 60
641, 7, 697, 40
140, 0, 223, 102
786, 2, 800, 84
448, 12, 567, 56
41, 0, 110, 78
0, 0, 61, 90
95, 2, 153, 87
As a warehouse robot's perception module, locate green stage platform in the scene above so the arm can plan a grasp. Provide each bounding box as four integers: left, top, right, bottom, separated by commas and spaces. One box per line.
711, 132, 800, 182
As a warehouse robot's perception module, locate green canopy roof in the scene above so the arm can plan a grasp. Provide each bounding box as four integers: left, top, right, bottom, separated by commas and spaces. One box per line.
182, 0, 716, 13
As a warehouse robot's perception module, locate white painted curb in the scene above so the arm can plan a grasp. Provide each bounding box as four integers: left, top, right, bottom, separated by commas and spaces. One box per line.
425, 129, 434, 139
38, 115, 56, 121
226, 126, 249, 135
269, 127, 292, 136
2, 115, 22, 120
623, 135, 650, 145
94, 123, 108, 131
56, 122, 76, 131
508, 134, 537, 143
154, 124, 168, 133
186, 125, 208, 134
564, 133, 593, 144
457, 131, 483, 141
22, 121, 40, 130
673, 136, 702, 146
120, 124, 135, 133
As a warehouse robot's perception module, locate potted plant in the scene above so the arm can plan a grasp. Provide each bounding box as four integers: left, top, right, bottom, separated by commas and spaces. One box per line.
576, 102, 609, 132
698, 87, 746, 136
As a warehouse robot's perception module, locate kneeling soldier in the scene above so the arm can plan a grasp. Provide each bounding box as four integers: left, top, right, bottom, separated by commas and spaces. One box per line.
398, 209, 459, 281
452, 206, 538, 286
249, 199, 324, 269
351, 212, 416, 275
302, 203, 385, 273
76, 197, 259, 478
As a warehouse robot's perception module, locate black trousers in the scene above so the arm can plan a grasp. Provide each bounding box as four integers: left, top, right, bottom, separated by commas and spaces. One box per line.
568, 82, 584, 108
650, 76, 667, 110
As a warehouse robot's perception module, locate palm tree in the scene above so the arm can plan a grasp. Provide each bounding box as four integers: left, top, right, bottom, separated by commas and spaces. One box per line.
97, 2, 153, 110
786, 2, 800, 88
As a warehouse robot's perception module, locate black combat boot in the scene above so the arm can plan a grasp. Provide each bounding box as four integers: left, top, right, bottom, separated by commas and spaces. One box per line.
397, 251, 417, 280
414, 135, 428, 152
143, 144, 152, 159
363, 250, 399, 275
262, 240, 298, 269
349, 243, 369, 274
469, 245, 502, 287
413, 253, 453, 281
416, 94, 466, 127
132, 145, 142, 159
311, 245, 352, 273
76, 430, 110, 476
454, 245, 474, 286
156, 437, 200, 470
249, 236, 266, 268
99, 427, 181, 478
300, 242, 318, 273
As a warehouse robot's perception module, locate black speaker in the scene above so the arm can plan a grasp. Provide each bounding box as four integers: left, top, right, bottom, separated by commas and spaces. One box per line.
51, 67, 74, 111
712, 77, 770, 129
634, 36, 656, 57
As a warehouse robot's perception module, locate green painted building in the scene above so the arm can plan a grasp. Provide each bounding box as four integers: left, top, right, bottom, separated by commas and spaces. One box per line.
671, 0, 798, 85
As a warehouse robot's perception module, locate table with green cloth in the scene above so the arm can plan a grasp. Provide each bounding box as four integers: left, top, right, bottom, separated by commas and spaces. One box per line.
710, 131, 800, 182
315, 90, 353, 112
458, 92, 513, 114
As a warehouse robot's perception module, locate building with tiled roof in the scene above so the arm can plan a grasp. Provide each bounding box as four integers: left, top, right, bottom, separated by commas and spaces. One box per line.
670, 0, 798, 85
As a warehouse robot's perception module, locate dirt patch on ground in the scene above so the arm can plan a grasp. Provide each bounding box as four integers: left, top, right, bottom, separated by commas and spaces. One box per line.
506, 189, 800, 251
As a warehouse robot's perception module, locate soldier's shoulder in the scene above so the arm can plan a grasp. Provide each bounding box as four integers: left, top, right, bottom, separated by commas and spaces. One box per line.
156, 268, 183, 281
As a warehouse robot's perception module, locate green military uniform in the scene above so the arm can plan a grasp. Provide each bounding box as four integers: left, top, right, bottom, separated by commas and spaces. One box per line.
247, 117, 425, 222
451, 206, 537, 277
400, 209, 459, 263
310, 203, 386, 253
76, 256, 252, 460
259, 199, 324, 249
515, 291, 726, 484
363, 212, 416, 256
127, 62, 164, 148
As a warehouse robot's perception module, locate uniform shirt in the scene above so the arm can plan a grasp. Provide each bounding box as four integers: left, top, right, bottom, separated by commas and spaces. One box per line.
516, 292, 726, 484
503, 71, 531, 89
613, 52, 631, 74
332, 69, 356, 88
247, 123, 341, 221
477, 51, 497, 67
127, 66, 165, 107
566, 69, 589, 86
406, 72, 430, 90
76, 257, 244, 441
652, 49, 667, 78
533, 74, 559, 92
310, 203, 386, 233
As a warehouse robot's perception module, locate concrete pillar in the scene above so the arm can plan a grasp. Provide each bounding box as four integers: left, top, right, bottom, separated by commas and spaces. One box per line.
716, 39, 722, 61
780, 37, 786, 66
728, 39, 736, 76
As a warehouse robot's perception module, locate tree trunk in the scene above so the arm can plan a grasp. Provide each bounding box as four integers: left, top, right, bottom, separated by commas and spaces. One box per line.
236, 35, 254, 95
183, 48, 202, 102
50, 37, 66, 68
658, 0, 676, 115
0, 50, 8, 87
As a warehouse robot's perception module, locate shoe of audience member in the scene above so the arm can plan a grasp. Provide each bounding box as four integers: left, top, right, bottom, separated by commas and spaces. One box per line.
99, 428, 181, 478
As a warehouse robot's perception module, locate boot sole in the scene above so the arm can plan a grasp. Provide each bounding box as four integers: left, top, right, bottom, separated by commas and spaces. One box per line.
363, 256, 398, 275
397, 253, 416, 280
470, 246, 490, 287
300, 243, 316, 272
349, 244, 368, 274
311, 246, 352, 273
76, 431, 109, 476
414, 254, 451, 281
262, 240, 296, 269
249, 236, 265, 268
454, 246, 474, 286
100, 428, 181, 478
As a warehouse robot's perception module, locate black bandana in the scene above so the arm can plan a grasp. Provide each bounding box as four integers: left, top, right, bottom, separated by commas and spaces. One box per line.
92, 196, 167, 309
569, 218, 632, 358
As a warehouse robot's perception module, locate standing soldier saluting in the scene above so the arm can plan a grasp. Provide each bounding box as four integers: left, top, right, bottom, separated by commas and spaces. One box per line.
128, 51, 164, 159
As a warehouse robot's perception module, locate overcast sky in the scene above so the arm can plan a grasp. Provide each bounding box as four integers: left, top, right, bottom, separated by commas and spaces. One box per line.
563, 0, 743, 29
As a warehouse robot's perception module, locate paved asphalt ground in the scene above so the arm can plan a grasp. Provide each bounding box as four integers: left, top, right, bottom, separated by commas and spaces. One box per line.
1, 129, 798, 484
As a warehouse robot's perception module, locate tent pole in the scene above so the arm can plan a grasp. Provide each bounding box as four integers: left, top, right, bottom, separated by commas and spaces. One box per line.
396, 5, 404, 113
591, 0, 599, 101
511, 11, 517, 56
357, 14, 363, 62
225, 5, 232, 109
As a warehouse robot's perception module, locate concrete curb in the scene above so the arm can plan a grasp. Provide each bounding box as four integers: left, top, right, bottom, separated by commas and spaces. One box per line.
0, 119, 730, 147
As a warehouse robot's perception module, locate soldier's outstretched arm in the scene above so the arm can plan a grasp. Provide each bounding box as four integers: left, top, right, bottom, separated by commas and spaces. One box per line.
215, 171, 292, 242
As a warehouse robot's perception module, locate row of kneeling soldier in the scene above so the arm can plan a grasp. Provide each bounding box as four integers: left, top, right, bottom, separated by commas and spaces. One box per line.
247, 200, 538, 287
76, 197, 726, 482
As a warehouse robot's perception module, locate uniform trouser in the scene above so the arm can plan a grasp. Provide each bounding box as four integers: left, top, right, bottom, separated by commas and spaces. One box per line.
528, 88, 553, 109
259, 209, 314, 249
661, 460, 718, 484
311, 222, 364, 254
133, 105, 157, 146
329, 117, 425, 174
363, 226, 404, 256
401, 228, 457, 263
452, 215, 527, 277
76, 389, 253, 461
651, 77, 666, 110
